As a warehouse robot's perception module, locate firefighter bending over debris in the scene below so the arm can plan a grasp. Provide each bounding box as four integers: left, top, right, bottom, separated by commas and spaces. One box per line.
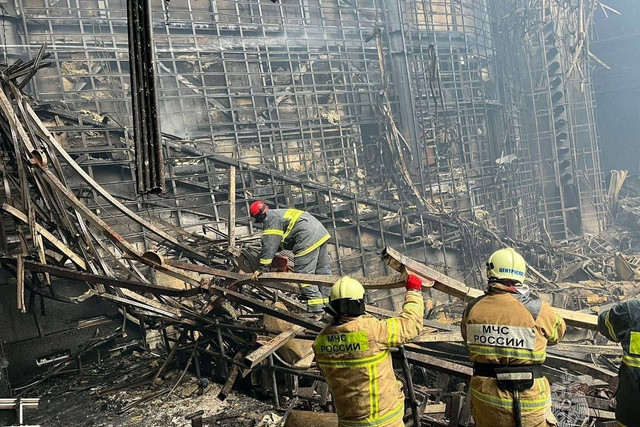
598, 299, 640, 427
312, 274, 425, 427
249, 201, 331, 313
461, 248, 566, 427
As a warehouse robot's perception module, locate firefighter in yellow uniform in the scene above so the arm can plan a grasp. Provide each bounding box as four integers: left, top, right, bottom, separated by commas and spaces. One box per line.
313, 274, 424, 427
249, 201, 331, 312
461, 248, 566, 427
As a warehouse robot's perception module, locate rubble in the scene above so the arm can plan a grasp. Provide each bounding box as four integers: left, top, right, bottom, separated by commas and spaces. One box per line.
0, 6, 639, 423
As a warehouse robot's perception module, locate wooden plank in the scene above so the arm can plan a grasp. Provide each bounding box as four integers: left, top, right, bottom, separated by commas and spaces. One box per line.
95, 292, 188, 321
208, 284, 323, 332
404, 350, 472, 378
423, 403, 447, 414
458, 391, 473, 427
550, 343, 622, 356
218, 351, 244, 401
545, 354, 617, 385
16, 254, 26, 313
589, 408, 616, 420
119, 288, 182, 317
33, 232, 50, 285
166, 259, 404, 289
382, 247, 598, 330
245, 325, 305, 368
0, 88, 36, 153
415, 331, 463, 343
448, 393, 464, 427
2, 204, 87, 270
585, 396, 614, 412
19, 260, 202, 298
227, 166, 239, 256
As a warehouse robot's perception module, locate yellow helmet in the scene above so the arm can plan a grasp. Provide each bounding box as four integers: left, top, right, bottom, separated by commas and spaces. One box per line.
329, 276, 365, 316
486, 248, 526, 284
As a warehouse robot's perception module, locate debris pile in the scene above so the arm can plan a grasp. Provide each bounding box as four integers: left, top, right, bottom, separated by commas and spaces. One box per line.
0, 53, 635, 426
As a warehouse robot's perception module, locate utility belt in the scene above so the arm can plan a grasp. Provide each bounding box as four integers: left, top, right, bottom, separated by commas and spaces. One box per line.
473, 363, 544, 427
473, 362, 543, 389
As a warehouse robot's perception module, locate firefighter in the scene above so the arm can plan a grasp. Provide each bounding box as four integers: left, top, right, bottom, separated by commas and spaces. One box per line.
461, 248, 566, 427
312, 274, 425, 427
249, 201, 331, 313
597, 299, 640, 427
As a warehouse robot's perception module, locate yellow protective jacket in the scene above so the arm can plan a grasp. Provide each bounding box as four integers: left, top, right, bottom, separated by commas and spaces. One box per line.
312, 291, 424, 427
461, 284, 566, 427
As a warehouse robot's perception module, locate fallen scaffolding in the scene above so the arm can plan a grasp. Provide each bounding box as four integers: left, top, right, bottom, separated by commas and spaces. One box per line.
0, 55, 631, 426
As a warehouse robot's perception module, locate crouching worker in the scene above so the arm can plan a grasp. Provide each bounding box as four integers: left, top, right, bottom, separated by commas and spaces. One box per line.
461, 248, 566, 427
313, 275, 424, 427
249, 201, 331, 313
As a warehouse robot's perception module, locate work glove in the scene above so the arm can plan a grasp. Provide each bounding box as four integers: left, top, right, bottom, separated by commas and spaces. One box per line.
405, 274, 422, 292
251, 270, 261, 281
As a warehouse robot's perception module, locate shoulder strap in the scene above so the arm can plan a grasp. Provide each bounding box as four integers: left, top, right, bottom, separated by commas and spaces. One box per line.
512, 292, 542, 321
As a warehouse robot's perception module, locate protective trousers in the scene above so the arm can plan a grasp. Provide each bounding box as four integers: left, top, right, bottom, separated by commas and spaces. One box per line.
615, 364, 640, 427
470, 376, 557, 427
295, 242, 331, 312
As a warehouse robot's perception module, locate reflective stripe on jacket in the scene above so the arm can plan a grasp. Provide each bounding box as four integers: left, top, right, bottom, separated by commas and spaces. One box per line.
313, 291, 424, 427
259, 208, 330, 266
598, 300, 640, 427
460, 284, 566, 427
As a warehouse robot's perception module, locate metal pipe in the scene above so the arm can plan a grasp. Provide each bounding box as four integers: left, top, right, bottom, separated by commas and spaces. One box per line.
399, 345, 420, 427
268, 355, 280, 409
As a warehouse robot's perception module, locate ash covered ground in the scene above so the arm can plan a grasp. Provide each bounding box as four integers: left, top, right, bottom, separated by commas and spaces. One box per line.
18, 353, 282, 427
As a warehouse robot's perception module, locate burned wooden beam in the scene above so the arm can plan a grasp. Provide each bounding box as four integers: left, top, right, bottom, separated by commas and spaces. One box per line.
168, 259, 405, 290
14, 260, 203, 298
414, 331, 463, 344
245, 325, 305, 369
165, 259, 245, 281
2, 203, 87, 270
227, 166, 239, 256
16, 254, 26, 313
218, 351, 245, 401
545, 354, 618, 386
403, 350, 472, 378
382, 246, 598, 330
207, 284, 323, 332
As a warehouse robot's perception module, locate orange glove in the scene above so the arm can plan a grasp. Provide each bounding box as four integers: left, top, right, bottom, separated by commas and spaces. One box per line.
405, 274, 422, 291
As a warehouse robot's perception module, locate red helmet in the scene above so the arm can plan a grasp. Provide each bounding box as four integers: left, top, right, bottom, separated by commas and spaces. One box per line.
249, 201, 268, 218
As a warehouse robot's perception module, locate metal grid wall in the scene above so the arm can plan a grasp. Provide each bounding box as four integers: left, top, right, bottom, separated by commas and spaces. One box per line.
520, 2, 606, 240
4, 0, 607, 296
45, 117, 467, 310
17, 0, 384, 195
400, 0, 539, 241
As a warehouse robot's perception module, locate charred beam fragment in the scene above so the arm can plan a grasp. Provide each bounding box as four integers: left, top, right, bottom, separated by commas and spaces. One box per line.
382, 246, 599, 330
9, 259, 203, 298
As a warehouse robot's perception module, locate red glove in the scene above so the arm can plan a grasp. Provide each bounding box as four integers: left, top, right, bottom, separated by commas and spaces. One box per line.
405, 274, 422, 291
